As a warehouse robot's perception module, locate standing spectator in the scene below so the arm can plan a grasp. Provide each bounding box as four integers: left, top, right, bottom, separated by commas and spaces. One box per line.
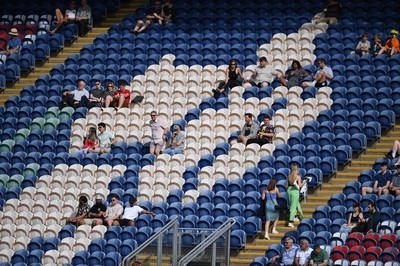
79, 80, 104, 109
87, 195, 107, 226
301, 58, 333, 88
379, 30, 400, 56
99, 194, 124, 227
287, 164, 304, 227
149, 111, 169, 156
212, 59, 247, 99
371, 34, 384, 57
50, 6, 66, 35
312, 0, 341, 25
340, 202, 363, 233
294, 239, 313, 266
114, 197, 156, 227
243, 57, 276, 88
131, 1, 162, 34
92, 122, 116, 154
76, 0, 92, 37
361, 162, 391, 196
352, 33, 371, 55
246, 115, 275, 146
65, 196, 90, 226
261, 178, 281, 240
105, 80, 131, 109
230, 113, 259, 145
163, 125, 185, 156
270, 237, 299, 266
279, 60, 309, 88
309, 245, 329, 266
0, 28, 21, 56
61, 80, 90, 109
160, 0, 174, 25
351, 202, 380, 233
389, 165, 400, 196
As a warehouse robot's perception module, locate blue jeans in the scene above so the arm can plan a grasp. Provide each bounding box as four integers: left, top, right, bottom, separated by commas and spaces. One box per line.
163, 147, 183, 156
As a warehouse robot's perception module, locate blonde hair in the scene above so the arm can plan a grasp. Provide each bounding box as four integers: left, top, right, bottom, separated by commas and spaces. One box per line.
288, 164, 298, 185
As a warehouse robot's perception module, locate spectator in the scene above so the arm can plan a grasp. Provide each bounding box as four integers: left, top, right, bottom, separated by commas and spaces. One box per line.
114, 196, 156, 227
86, 195, 107, 226
65, 0, 77, 23
149, 111, 169, 156
160, 0, 174, 25
163, 125, 185, 156
230, 113, 258, 145
351, 202, 380, 233
351, 32, 371, 55
378, 29, 400, 56
294, 239, 313, 266
61, 80, 89, 109
76, 0, 92, 37
243, 57, 276, 88
246, 115, 275, 146
78, 127, 98, 155
340, 202, 363, 233
103, 81, 116, 107
65, 196, 90, 226
270, 237, 299, 266
79, 80, 104, 109
361, 162, 391, 196
50, 6, 66, 35
370, 34, 384, 57
387, 140, 400, 160
279, 60, 309, 88
309, 245, 329, 266
105, 80, 131, 109
92, 122, 116, 154
131, 1, 162, 34
389, 165, 400, 196
99, 194, 124, 227
261, 178, 281, 240
212, 59, 247, 99
312, 0, 341, 25
0, 28, 21, 56
287, 164, 304, 227
301, 58, 333, 88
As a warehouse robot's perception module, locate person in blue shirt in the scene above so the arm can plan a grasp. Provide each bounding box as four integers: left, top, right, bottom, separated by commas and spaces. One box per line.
0, 28, 21, 56
361, 162, 391, 196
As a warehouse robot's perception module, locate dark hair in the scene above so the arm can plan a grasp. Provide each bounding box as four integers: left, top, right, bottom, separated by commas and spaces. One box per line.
263, 115, 271, 120
259, 57, 267, 62
111, 194, 119, 200
244, 113, 253, 119
267, 178, 277, 191
79, 196, 87, 203
353, 202, 360, 208
129, 196, 137, 204
317, 58, 326, 64
380, 162, 387, 167
292, 60, 302, 69
368, 202, 376, 208
98, 122, 106, 129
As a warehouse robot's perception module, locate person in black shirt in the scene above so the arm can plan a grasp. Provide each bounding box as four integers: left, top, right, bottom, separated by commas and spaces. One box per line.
351, 202, 380, 233
87, 195, 107, 226
246, 115, 275, 146
312, 0, 341, 25
160, 0, 173, 25
131, 1, 162, 34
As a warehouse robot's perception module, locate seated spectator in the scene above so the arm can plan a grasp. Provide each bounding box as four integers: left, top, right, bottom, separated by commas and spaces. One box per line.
361, 162, 391, 196
0, 28, 21, 56
114, 196, 156, 227
301, 58, 333, 88
160, 0, 174, 25
96, 194, 124, 227
213, 59, 247, 99
312, 0, 341, 25
66, 196, 90, 226
149, 111, 169, 156
340, 202, 363, 233
76, 0, 92, 37
230, 113, 258, 145
351, 202, 380, 233
65, 0, 77, 23
279, 60, 309, 88
351, 32, 371, 55
86, 195, 107, 226
294, 239, 313, 266
370, 34, 384, 57
386, 140, 400, 160
243, 57, 276, 88
379, 30, 400, 56
309, 245, 329, 266
163, 125, 185, 156
80, 80, 104, 109
105, 80, 131, 109
131, 1, 162, 34
61, 80, 90, 109
50, 6, 66, 34
103, 81, 116, 106
79, 127, 98, 155
246, 115, 275, 146
270, 237, 299, 266
389, 165, 400, 196
91, 122, 116, 154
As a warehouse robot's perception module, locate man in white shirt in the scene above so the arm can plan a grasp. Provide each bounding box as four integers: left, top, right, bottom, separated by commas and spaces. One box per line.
294, 239, 313, 266
243, 57, 276, 88
115, 196, 156, 227
301, 58, 333, 88
149, 111, 169, 156
61, 80, 89, 109
92, 122, 116, 154
100, 194, 124, 227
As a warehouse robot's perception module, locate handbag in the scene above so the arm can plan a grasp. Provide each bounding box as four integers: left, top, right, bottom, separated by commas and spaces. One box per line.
268, 191, 284, 211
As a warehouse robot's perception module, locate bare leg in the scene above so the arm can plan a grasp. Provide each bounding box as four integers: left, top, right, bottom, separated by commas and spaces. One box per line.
137, 20, 152, 33
117, 95, 126, 108
264, 220, 270, 239
279, 76, 288, 87
271, 220, 279, 233
131, 20, 144, 32
105, 95, 113, 108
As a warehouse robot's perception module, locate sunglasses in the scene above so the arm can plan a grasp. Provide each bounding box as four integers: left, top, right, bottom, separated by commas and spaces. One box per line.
230, 63, 236, 65
107, 85, 113, 88
96, 83, 100, 85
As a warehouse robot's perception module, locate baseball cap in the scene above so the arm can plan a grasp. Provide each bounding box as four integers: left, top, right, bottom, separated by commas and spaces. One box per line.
173, 125, 180, 131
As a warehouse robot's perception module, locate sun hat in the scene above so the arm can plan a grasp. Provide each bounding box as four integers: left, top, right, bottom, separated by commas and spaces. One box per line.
9, 28, 18, 36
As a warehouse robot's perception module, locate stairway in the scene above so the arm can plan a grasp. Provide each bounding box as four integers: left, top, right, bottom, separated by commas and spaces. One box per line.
231, 125, 399, 265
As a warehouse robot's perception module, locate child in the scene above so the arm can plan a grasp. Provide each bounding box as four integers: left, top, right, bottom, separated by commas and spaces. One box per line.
378, 29, 400, 56
352, 32, 370, 55
370, 34, 384, 56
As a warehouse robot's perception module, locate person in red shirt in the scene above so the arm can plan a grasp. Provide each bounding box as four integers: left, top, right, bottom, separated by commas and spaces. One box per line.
105, 80, 131, 109
379, 29, 400, 56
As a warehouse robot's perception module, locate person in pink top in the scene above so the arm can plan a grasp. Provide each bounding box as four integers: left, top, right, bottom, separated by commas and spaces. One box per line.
149, 111, 169, 156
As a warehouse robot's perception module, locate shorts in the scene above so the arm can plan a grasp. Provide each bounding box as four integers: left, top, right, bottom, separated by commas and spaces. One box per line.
150, 141, 165, 151
93, 146, 111, 153
118, 218, 135, 226
303, 80, 328, 88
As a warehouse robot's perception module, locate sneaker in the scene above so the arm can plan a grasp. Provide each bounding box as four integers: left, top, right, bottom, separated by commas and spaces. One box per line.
288, 222, 294, 228
264, 233, 270, 240
294, 217, 300, 222
272, 228, 279, 234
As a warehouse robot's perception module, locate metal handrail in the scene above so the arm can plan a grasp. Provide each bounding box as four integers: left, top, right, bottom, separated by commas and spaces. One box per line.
178, 218, 236, 266
121, 216, 179, 266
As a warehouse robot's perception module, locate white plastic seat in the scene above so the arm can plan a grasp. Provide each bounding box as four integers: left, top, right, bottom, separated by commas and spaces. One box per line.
153, 177, 170, 190
288, 109, 304, 123
0, 236, 15, 250
273, 109, 289, 121
288, 120, 305, 134
90, 225, 107, 239
169, 155, 185, 167
272, 86, 288, 99
36, 175, 53, 188
274, 132, 290, 146
317, 98, 333, 111
229, 86, 245, 99
46, 211, 63, 226
152, 189, 169, 203
44, 224, 62, 239
0, 248, 14, 262
257, 98, 273, 111
213, 166, 230, 180
243, 154, 261, 169
229, 97, 245, 109
182, 190, 199, 204
64, 176, 81, 189
200, 109, 216, 121
184, 142, 201, 155
32, 212, 48, 225
114, 119, 130, 131
0, 224, 16, 237
67, 164, 84, 177
229, 167, 246, 181
287, 86, 303, 100
79, 187, 95, 201
214, 131, 230, 144
137, 188, 154, 203
62, 200, 78, 214
198, 166, 215, 180
42, 250, 60, 264
53, 164, 69, 177
71, 118, 87, 131
73, 237, 91, 252
228, 119, 244, 133
186, 87, 201, 99
18, 198, 34, 212
34, 186, 51, 200
303, 109, 319, 122
30, 223, 46, 238
186, 131, 201, 145
229, 143, 246, 156
47, 199, 64, 213
258, 143, 276, 157
228, 154, 245, 169
316, 86, 332, 100
159, 64, 174, 76
49, 187, 66, 201
244, 143, 261, 157
110, 165, 127, 177
171, 108, 187, 121
168, 177, 185, 190
58, 250, 75, 264
3, 198, 19, 212
287, 98, 304, 111
302, 98, 318, 111
139, 165, 156, 179
244, 97, 260, 109
64, 187, 80, 201
183, 154, 200, 166
198, 178, 216, 192
13, 236, 30, 250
